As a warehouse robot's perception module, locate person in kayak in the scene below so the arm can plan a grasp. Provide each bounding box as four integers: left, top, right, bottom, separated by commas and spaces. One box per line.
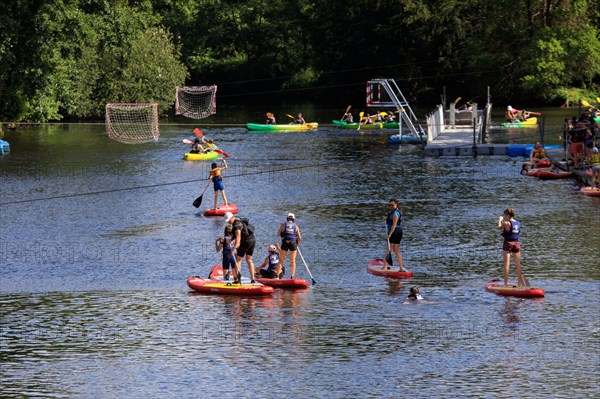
292, 113, 305, 125
225, 212, 256, 284
342, 112, 354, 123
384, 199, 404, 271
190, 138, 207, 154
266, 112, 276, 125
275, 213, 302, 279
215, 224, 237, 281
209, 159, 228, 210
406, 286, 423, 300
497, 208, 525, 287
256, 244, 283, 279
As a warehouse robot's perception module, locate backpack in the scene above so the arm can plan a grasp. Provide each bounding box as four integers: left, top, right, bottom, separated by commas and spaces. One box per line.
238, 217, 255, 237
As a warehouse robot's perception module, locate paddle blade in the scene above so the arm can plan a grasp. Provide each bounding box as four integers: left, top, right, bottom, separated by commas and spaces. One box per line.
183, 139, 193, 144
527, 111, 542, 116
194, 128, 204, 137
215, 149, 230, 158
454, 96, 462, 104
286, 114, 294, 119
345, 105, 351, 113
581, 100, 590, 107
193, 195, 203, 208
596, 97, 600, 104
385, 252, 393, 266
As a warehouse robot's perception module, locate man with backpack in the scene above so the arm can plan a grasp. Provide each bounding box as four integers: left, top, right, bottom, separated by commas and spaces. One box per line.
224, 212, 256, 284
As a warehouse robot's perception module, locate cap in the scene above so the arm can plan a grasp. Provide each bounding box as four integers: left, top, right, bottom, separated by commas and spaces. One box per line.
268, 245, 277, 252
593, 147, 599, 153
223, 212, 234, 222
287, 212, 295, 220
507, 105, 513, 110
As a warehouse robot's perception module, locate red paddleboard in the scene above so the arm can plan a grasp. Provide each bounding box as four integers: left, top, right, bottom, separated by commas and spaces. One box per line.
580, 186, 600, 197
485, 279, 544, 298
187, 265, 273, 296
536, 170, 573, 180
256, 278, 309, 289
203, 203, 238, 216
367, 259, 413, 279
534, 160, 552, 168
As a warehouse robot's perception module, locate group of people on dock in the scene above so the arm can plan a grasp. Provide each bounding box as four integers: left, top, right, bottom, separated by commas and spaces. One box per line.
559, 109, 599, 171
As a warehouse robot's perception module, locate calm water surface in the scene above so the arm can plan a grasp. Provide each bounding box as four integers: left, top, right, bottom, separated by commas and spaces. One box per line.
1, 110, 598, 398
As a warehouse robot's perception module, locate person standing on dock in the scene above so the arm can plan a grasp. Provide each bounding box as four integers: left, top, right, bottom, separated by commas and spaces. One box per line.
497, 208, 525, 287
590, 147, 600, 189
384, 199, 404, 271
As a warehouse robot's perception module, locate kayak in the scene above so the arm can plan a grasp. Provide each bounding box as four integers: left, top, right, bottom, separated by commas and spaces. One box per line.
256, 277, 309, 289
536, 170, 574, 180
184, 151, 220, 161
485, 279, 545, 298
388, 134, 426, 144
367, 259, 413, 279
332, 120, 383, 130
0, 139, 9, 155
203, 203, 238, 217
246, 122, 318, 131
500, 117, 538, 128
580, 186, 600, 197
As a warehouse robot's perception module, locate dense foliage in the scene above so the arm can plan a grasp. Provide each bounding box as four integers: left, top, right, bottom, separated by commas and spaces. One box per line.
0, 0, 598, 122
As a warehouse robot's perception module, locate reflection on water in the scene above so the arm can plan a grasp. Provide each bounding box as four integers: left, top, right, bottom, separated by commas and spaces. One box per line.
0, 123, 599, 398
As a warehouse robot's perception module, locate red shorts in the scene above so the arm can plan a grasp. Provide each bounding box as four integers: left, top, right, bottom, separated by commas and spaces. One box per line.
503, 241, 520, 253
571, 142, 584, 154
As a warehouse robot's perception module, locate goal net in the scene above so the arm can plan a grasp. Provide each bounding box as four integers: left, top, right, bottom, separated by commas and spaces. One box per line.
175, 85, 217, 119
105, 103, 160, 144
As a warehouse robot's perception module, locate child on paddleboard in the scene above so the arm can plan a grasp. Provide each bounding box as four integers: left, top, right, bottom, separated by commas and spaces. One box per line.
256, 244, 283, 279
208, 159, 228, 210
215, 224, 237, 281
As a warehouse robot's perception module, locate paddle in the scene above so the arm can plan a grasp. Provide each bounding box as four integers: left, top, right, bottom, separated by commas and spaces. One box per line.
453, 97, 462, 107
285, 114, 295, 120
340, 105, 351, 122
596, 97, 600, 105
385, 237, 393, 267
357, 111, 364, 130
183, 139, 193, 145
297, 248, 316, 285
214, 149, 230, 158
193, 181, 211, 208
194, 128, 204, 138
524, 110, 542, 116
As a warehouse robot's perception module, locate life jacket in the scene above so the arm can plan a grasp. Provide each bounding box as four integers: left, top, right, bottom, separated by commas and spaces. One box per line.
502, 220, 521, 241
590, 153, 600, 166
210, 167, 222, 181
386, 209, 402, 232
281, 221, 297, 240
267, 253, 280, 271
222, 236, 236, 256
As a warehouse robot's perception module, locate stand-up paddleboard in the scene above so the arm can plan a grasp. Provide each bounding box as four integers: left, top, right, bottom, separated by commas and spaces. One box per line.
256, 277, 309, 289
536, 170, 574, 180
580, 186, 600, 197
187, 265, 273, 296
203, 203, 238, 216
485, 279, 544, 298
367, 259, 413, 279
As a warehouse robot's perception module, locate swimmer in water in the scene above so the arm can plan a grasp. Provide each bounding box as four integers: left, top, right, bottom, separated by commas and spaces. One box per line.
406, 286, 423, 300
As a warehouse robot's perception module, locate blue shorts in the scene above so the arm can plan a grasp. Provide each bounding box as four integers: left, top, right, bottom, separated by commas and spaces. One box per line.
213, 178, 224, 192
222, 253, 236, 270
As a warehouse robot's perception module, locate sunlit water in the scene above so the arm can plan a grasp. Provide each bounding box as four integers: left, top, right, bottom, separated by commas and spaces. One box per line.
1, 113, 598, 398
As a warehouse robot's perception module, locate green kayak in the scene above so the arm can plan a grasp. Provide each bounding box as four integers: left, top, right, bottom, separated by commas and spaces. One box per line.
246, 122, 318, 132
332, 120, 383, 130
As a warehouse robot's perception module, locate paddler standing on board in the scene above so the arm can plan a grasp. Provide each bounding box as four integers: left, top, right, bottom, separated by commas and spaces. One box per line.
276, 213, 302, 279
383, 199, 404, 271
497, 208, 525, 287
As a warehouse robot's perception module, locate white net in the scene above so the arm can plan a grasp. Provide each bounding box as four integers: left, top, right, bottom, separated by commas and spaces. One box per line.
175, 85, 217, 119
105, 103, 160, 144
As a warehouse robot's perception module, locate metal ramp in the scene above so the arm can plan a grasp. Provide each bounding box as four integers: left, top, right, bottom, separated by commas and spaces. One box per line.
366, 78, 424, 136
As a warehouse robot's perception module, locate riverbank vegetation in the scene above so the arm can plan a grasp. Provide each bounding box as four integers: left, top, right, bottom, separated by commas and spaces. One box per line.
1, 0, 598, 122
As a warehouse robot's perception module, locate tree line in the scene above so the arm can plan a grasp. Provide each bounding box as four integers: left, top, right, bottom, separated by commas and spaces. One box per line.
1, 0, 598, 122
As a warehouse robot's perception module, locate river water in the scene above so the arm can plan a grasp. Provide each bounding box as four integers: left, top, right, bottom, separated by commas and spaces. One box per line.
1, 107, 598, 398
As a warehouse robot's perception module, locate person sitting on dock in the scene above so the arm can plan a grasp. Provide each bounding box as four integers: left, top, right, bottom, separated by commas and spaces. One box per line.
266, 112, 276, 125
529, 142, 548, 164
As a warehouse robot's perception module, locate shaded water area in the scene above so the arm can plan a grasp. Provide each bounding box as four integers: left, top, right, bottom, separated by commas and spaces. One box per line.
1, 106, 599, 398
